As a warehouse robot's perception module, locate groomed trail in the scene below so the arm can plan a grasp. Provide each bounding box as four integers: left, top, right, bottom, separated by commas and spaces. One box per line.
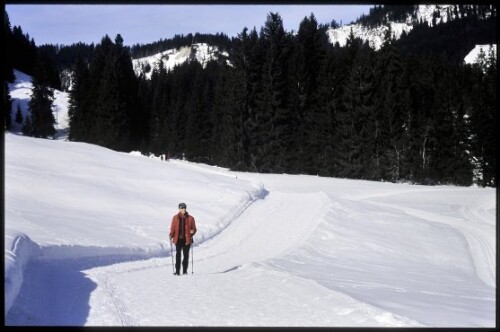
81, 190, 422, 327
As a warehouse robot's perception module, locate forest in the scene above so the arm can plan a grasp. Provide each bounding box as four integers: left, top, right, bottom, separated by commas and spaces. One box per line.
4, 6, 497, 187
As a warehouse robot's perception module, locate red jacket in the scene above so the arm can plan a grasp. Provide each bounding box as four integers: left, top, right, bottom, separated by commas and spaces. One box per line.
170, 212, 197, 245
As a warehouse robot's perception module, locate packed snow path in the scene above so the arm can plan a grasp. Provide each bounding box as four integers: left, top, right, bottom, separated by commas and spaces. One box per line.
77, 191, 422, 327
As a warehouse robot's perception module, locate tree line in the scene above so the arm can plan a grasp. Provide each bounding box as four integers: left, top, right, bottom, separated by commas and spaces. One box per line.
66, 12, 496, 187
5, 8, 496, 187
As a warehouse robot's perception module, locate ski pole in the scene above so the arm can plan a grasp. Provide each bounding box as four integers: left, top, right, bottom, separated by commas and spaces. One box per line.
170, 239, 175, 275
191, 237, 194, 274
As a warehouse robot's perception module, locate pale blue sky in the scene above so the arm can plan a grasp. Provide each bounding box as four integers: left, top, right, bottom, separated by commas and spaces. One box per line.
6, 4, 373, 46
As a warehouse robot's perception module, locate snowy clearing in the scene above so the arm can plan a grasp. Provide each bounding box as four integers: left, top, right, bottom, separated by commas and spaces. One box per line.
4, 132, 495, 327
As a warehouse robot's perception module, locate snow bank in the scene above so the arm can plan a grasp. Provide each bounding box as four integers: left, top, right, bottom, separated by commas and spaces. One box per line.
4, 230, 42, 316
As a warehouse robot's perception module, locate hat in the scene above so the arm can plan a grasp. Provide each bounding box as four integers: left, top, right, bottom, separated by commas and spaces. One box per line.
178, 202, 187, 209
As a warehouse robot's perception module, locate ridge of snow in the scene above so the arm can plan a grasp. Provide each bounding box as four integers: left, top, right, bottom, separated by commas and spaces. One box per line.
327, 4, 487, 52
4, 231, 42, 316
132, 43, 230, 79
327, 21, 413, 50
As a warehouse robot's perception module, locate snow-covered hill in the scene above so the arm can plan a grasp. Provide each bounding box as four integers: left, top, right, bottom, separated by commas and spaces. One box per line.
464, 44, 498, 66
326, 4, 496, 62
8, 70, 70, 139
132, 43, 229, 79
327, 21, 413, 50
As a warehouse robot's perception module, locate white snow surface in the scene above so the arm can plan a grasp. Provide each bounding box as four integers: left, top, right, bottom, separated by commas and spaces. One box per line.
327, 22, 413, 50
8, 70, 70, 139
464, 44, 497, 65
327, 4, 486, 52
4, 72, 496, 327
132, 43, 229, 79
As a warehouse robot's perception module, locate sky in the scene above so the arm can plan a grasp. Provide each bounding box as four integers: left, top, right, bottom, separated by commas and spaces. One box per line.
4, 69, 497, 326
5, 4, 373, 46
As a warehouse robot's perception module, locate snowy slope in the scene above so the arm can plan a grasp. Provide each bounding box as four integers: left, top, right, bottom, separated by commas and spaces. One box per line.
132, 43, 229, 79
4, 131, 496, 326
326, 4, 489, 52
464, 44, 497, 65
8, 70, 70, 139
326, 22, 413, 50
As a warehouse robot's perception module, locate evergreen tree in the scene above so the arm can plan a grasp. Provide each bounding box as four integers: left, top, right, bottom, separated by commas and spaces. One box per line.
148, 59, 170, 155
22, 114, 33, 136
10, 25, 37, 76
68, 55, 90, 142
184, 61, 211, 162
4, 10, 14, 130
296, 14, 331, 175
25, 56, 56, 138
4, 9, 15, 83
469, 48, 497, 186
89, 34, 140, 151
334, 31, 366, 178
257, 12, 291, 173
235, 27, 266, 172
4, 82, 12, 131
15, 103, 23, 124
211, 61, 246, 168
373, 38, 408, 182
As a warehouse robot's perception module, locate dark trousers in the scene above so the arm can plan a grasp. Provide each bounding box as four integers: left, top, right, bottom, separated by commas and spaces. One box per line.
175, 238, 191, 274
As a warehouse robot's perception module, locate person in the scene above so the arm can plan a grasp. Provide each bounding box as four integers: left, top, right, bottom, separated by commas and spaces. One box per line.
170, 202, 197, 275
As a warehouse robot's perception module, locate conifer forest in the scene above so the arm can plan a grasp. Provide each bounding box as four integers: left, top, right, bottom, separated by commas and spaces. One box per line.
4, 6, 497, 187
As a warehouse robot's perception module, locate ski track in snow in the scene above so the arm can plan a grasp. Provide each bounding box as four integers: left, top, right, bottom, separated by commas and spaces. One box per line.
5, 174, 495, 326
81, 190, 423, 327
6, 178, 495, 326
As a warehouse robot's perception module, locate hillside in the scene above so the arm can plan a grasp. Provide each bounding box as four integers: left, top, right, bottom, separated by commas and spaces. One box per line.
132, 43, 229, 79
327, 4, 496, 61
5, 131, 495, 326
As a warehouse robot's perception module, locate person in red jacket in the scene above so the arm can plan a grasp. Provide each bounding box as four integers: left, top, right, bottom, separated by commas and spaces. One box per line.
170, 202, 197, 275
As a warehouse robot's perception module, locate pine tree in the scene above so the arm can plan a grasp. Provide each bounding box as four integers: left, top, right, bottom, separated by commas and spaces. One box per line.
211, 61, 246, 168
296, 14, 332, 175
4, 10, 15, 83
68, 55, 90, 142
257, 12, 292, 173
373, 38, 408, 182
469, 48, 497, 186
148, 59, 170, 155
4, 82, 12, 131
25, 57, 56, 138
15, 103, 23, 124
236, 27, 266, 172
89, 34, 139, 151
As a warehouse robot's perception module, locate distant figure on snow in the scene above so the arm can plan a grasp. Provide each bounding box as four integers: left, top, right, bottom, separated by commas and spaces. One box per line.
170, 202, 197, 275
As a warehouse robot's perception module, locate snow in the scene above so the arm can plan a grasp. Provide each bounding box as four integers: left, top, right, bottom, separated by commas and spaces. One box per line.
132, 43, 230, 79
8, 70, 70, 139
4, 73, 496, 327
327, 4, 484, 52
464, 44, 497, 65
326, 22, 413, 50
